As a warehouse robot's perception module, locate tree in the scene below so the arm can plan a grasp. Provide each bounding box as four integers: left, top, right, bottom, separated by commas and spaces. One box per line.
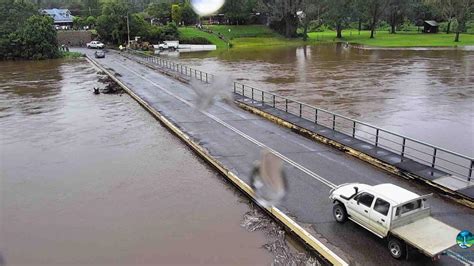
366, 0, 389, 38
161, 21, 179, 40
426, 0, 460, 34
181, 0, 197, 25
452, 0, 473, 42
86, 15, 97, 28
17, 15, 59, 59
299, 0, 327, 40
386, 0, 410, 33
260, 0, 304, 38
221, 0, 258, 25
146, 1, 171, 24
83, 0, 101, 16
325, 0, 353, 38
0, 0, 37, 36
171, 4, 182, 24
96, 0, 130, 44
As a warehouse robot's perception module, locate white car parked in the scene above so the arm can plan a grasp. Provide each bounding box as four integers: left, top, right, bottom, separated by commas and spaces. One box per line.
86, 41, 105, 49
329, 183, 459, 260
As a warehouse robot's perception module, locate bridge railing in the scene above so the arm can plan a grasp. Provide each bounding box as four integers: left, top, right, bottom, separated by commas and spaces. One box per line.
126, 49, 214, 83
234, 81, 474, 181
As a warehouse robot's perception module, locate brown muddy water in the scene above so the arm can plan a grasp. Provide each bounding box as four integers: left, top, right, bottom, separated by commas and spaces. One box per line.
175, 44, 474, 156
0, 59, 316, 265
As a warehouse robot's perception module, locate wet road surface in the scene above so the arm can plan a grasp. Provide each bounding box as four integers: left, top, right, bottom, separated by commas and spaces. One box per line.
175, 45, 474, 156
83, 49, 474, 265
0, 59, 314, 265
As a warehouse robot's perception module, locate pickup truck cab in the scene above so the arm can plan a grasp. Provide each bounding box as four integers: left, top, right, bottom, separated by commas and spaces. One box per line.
87, 41, 105, 49
329, 183, 459, 260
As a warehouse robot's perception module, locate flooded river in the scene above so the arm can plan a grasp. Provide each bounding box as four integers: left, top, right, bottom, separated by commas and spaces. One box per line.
0, 59, 313, 265
176, 45, 474, 156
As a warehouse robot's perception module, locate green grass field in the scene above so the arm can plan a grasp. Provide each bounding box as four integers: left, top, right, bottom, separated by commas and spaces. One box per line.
179, 25, 474, 49
179, 25, 305, 49
308, 30, 474, 47
178, 27, 228, 48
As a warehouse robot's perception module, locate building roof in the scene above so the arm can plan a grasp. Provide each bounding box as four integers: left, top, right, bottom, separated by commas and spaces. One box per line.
42, 9, 74, 24
424, 20, 438, 27
371, 184, 419, 205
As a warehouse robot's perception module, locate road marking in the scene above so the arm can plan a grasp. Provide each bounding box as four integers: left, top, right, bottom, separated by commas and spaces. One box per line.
111, 57, 337, 189
446, 250, 472, 266
106, 54, 473, 265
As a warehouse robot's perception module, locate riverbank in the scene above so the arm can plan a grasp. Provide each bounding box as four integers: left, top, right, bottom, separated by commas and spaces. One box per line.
179, 25, 474, 49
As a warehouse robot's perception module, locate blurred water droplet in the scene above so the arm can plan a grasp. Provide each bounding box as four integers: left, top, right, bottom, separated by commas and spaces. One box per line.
190, 0, 226, 16
191, 75, 233, 111
250, 150, 287, 208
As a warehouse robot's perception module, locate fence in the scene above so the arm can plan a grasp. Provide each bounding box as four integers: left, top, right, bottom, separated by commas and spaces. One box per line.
233, 82, 474, 182
127, 49, 214, 83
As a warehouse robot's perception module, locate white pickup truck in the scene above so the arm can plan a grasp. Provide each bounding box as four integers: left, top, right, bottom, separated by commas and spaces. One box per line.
158, 41, 179, 50
329, 183, 459, 260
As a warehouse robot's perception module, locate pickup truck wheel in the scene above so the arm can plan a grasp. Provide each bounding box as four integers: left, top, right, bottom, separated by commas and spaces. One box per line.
388, 238, 406, 260
333, 203, 347, 223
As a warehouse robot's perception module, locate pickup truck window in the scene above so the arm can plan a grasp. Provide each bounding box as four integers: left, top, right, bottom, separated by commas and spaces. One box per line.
354, 192, 374, 207
373, 198, 390, 216
395, 199, 422, 216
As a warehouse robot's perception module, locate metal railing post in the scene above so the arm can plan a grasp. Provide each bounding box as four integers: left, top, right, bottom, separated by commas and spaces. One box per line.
315, 109, 318, 124
251, 88, 254, 101
431, 148, 437, 168
401, 138, 406, 158
299, 104, 302, 117
233, 82, 236, 93
205, 73, 208, 83
261, 91, 264, 104
200, 71, 202, 81
375, 129, 379, 147
332, 114, 336, 130
272, 95, 275, 107
352, 121, 356, 137
285, 99, 288, 112
469, 160, 473, 181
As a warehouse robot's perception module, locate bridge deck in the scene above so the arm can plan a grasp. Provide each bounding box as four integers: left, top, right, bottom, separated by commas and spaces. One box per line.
234, 95, 474, 199
81, 49, 473, 266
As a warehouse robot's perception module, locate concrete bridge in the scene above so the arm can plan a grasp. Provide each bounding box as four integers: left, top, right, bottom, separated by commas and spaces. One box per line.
78, 48, 473, 266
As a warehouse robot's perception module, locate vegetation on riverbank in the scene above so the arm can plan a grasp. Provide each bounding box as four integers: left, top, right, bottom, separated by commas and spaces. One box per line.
60, 51, 84, 58
180, 25, 474, 49
0, 0, 59, 60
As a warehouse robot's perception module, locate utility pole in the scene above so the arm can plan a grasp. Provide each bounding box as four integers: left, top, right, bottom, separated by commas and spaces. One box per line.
126, 11, 130, 47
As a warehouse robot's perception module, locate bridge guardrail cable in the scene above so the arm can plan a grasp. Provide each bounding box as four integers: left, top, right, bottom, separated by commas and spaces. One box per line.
233, 81, 474, 182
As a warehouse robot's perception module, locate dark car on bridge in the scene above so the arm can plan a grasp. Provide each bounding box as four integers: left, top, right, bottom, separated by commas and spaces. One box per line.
94, 50, 105, 59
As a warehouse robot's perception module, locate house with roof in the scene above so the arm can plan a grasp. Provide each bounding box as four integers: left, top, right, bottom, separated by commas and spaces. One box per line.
42, 9, 74, 29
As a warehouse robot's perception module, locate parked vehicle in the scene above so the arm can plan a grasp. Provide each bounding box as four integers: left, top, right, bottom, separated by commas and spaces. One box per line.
158, 41, 179, 50
94, 50, 105, 58
329, 183, 459, 260
87, 41, 105, 49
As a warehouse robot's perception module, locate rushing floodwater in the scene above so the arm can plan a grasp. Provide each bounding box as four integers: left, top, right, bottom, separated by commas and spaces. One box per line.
175, 44, 474, 156
0, 59, 315, 265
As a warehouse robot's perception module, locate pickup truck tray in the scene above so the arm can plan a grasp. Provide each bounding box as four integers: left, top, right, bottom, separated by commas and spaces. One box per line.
391, 216, 458, 257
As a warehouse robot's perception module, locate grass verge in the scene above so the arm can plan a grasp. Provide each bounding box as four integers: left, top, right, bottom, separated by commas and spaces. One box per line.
308, 30, 474, 47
